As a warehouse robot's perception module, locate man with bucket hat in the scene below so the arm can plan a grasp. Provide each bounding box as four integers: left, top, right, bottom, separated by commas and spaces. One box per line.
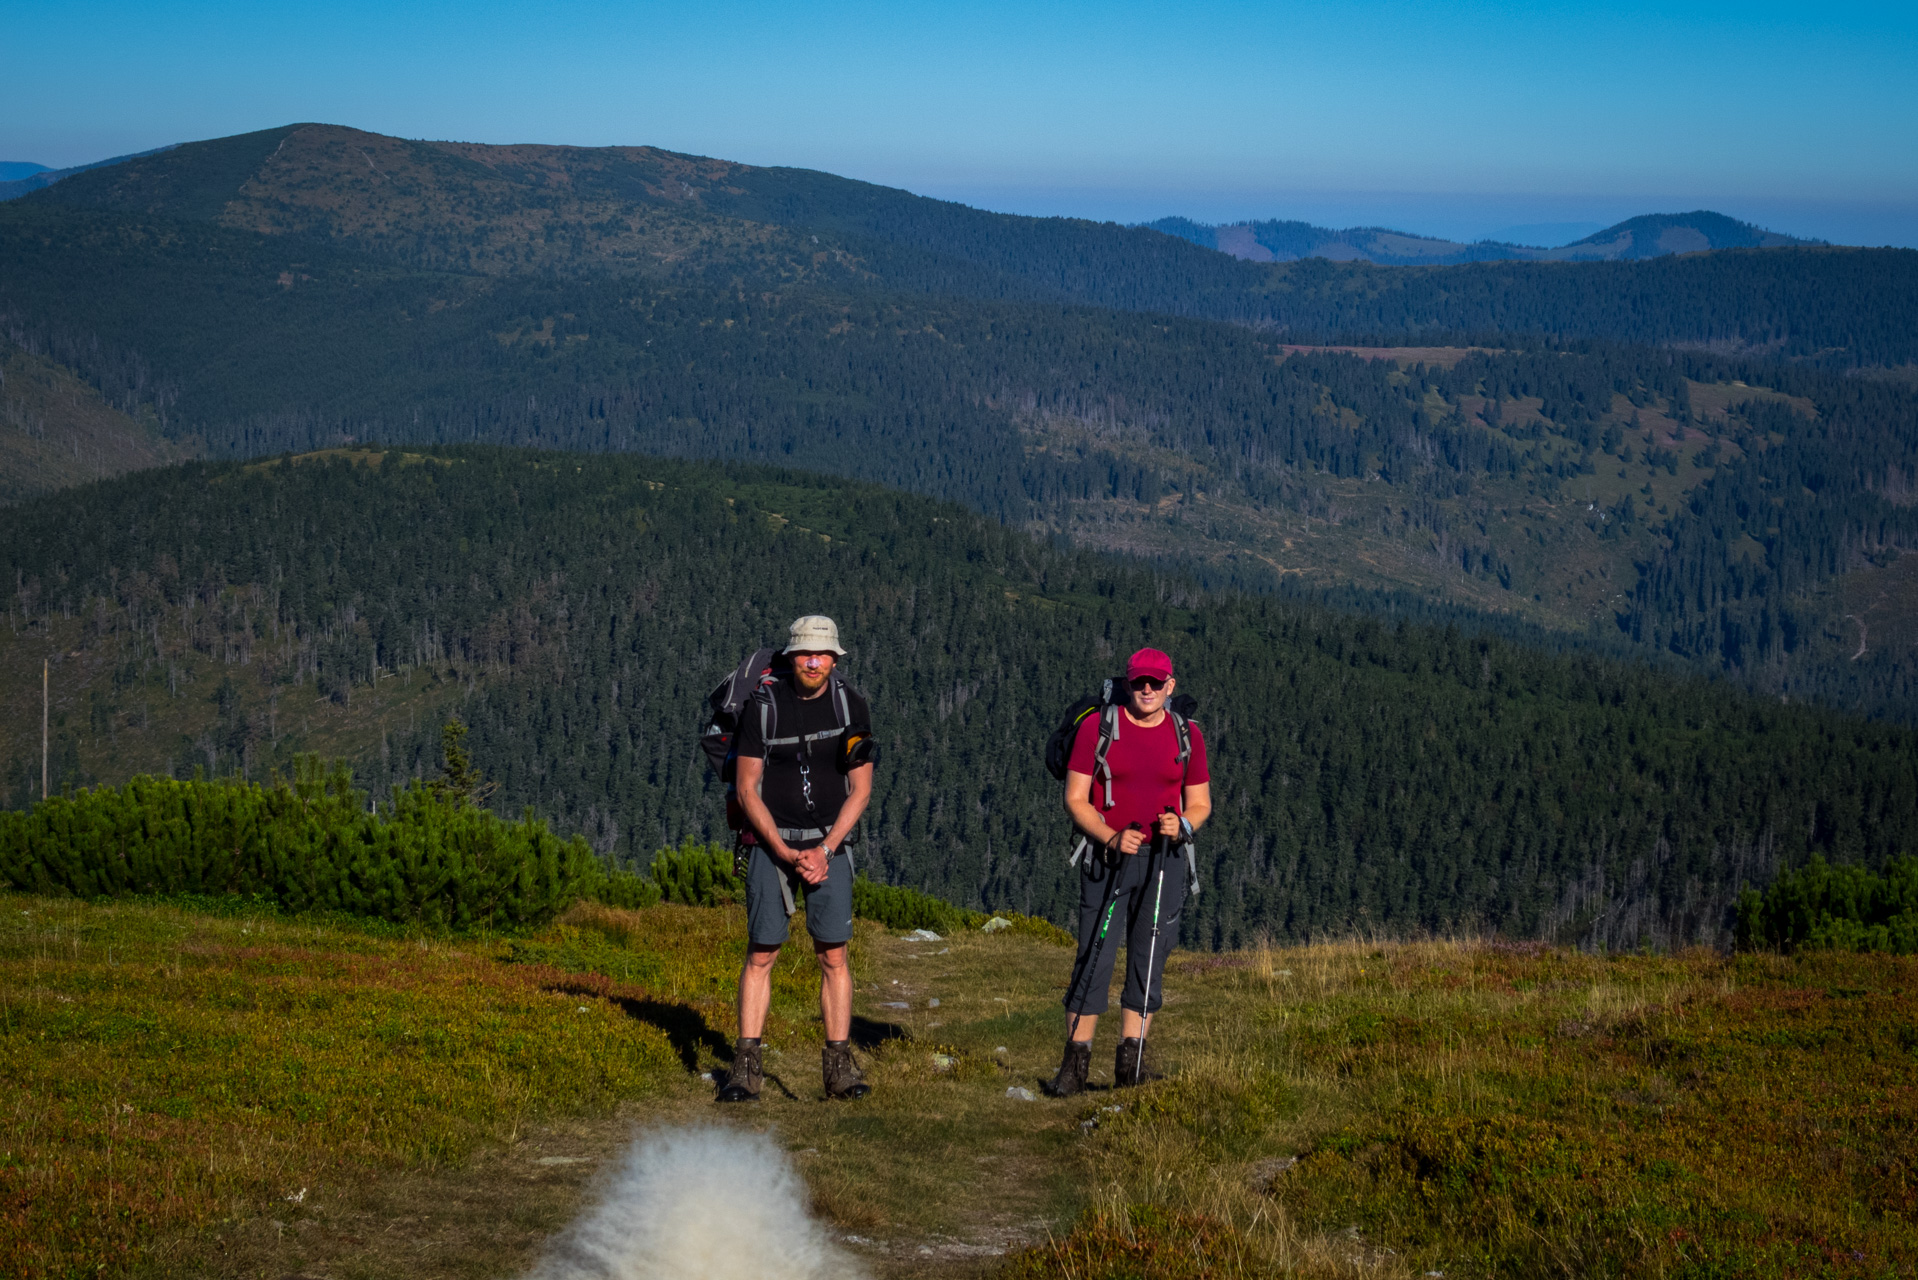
720, 615, 877, 1102
1045, 646, 1211, 1095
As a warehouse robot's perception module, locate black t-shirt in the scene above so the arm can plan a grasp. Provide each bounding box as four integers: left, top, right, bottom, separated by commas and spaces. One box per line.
733, 675, 873, 830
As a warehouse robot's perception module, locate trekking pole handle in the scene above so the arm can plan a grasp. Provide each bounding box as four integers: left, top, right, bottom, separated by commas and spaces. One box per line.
1155, 806, 1178, 851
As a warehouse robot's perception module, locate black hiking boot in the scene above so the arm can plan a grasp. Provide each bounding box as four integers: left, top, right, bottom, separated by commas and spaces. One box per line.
823, 1040, 871, 1100
1043, 1039, 1093, 1097
1114, 1037, 1149, 1088
717, 1038, 762, 1103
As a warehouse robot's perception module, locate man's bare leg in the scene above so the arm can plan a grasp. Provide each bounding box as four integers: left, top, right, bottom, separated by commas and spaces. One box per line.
816, 940, 868, 1098
737, 943, 781, 1039
815, 940, 852, 1042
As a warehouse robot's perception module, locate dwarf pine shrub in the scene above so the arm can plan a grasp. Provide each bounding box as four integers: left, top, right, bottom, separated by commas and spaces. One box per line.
0, 758, 601, 929
852, 875, 983, 934
1736, 853, 1918, 952
649, 836, 743, 907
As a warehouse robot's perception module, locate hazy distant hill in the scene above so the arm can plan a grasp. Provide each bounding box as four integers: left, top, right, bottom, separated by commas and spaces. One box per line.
1557, 211, 1817, 257
1150, 210, 1821, 265
0, 163, 50, 182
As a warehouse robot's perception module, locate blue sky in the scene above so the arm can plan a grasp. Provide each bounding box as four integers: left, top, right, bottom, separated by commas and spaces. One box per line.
5, 0, 1915, 245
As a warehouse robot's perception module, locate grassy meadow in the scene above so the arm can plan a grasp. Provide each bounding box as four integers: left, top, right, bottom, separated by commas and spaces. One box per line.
3, 890, 1913, 1278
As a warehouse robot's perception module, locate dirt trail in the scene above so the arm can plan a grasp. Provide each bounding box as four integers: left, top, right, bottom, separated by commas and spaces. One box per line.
187, 928, 1085, 1280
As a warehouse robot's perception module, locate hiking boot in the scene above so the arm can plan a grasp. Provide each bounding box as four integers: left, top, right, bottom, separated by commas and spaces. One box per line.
717, 1039, 762, 1103
1114, 1037, 1149, 1088
823, 1040, 871, 1100
1043, 1039, 1093, 1097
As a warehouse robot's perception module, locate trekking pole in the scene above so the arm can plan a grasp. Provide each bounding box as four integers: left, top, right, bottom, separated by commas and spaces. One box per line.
1137, 811, 1173, 1055
1065, 821, 1140, 1044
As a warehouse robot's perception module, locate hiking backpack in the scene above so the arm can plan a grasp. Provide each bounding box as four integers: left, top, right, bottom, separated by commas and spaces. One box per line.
700, 646, 783, 783
1045, 677, 1201, 895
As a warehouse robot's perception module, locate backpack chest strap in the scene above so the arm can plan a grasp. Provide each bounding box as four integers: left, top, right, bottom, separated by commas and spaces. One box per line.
758, 680, 857, 798
760, 724, 848, 748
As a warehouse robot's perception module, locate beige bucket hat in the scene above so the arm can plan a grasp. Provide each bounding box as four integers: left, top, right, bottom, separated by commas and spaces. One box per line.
785, 615, 847, 655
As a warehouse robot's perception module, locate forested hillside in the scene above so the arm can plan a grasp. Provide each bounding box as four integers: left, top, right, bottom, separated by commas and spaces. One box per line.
18, 123, 1918, 363
5, 123, 1917, 731
6, 197, 1915, 720
7, 448, 1916, 950
0, 341, 192, 502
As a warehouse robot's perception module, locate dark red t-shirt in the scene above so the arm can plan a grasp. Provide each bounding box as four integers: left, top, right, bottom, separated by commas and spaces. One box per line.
1066, 709, 1210, 833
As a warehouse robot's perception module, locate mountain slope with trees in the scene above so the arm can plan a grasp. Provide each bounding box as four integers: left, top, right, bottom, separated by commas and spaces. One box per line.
5, 123, 1917, 729
18, 123, 1917, 363
6, 448, 1916, 951
0, 340, 192, 502
5, 198, 1914, 721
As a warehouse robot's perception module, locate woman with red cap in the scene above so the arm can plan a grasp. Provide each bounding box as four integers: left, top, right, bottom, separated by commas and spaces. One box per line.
1046, 647, 1212, 1095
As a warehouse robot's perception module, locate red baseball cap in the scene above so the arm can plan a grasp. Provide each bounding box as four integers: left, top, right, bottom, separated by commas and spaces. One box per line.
1126, 647, 1173, 681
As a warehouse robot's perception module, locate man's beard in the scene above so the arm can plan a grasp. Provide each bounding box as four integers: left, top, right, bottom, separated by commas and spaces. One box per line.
795, 669, 829, 695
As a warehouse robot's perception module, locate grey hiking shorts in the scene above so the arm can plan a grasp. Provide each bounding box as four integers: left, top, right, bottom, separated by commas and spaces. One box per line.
745, 841, 855, 948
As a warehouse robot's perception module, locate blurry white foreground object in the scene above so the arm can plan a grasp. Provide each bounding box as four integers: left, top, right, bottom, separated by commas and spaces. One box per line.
524, 1126, 863, 1280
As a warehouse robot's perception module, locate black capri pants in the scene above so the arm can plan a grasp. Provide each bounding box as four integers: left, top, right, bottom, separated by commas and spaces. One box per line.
1061, 843, 1188, 1017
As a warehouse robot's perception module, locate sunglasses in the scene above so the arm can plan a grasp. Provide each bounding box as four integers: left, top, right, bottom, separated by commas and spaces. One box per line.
1128, 676, 1168, 691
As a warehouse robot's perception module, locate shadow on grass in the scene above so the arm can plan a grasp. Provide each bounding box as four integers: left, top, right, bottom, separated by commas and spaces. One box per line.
850, 1014, 908, 1050
611, 995, 733, 1072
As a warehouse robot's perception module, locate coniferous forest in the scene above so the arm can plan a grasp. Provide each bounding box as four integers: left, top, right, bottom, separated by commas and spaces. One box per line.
5, 449, 1915, 950
5, 125, 1918, 951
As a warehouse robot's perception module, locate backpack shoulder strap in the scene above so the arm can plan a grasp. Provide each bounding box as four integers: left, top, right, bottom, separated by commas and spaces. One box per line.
831, 676, 854, 797
1170, 711, 1192, 772
752, 669, 785, 748
1093, 703, 1121, 810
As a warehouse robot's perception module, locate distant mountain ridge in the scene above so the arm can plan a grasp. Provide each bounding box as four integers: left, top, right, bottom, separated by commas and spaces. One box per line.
11, 123, 1277, 311
4, 123, 1914, 372
1148, 210, 1820, 265
11, 126, 1825, 283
